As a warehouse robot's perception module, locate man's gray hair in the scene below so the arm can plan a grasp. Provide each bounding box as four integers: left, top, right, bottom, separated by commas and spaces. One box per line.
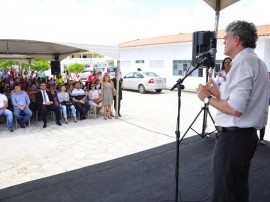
225, 20, 258, 48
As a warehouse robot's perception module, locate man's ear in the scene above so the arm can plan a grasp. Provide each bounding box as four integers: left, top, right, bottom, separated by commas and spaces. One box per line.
234, 35, 241, 46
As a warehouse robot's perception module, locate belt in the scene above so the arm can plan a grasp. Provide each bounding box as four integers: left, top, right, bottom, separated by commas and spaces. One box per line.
216, 126, 256, 132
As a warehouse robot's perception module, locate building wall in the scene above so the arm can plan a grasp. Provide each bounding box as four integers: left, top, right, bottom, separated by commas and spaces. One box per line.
120, 37, 269, 91
262, 38, 270, 69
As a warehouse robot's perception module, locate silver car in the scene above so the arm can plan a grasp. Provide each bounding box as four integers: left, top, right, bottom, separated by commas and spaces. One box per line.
123, 71, 166, 93
79, 68, 93, 81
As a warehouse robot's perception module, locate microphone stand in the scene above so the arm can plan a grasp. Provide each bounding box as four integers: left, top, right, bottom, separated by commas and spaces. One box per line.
170, 58, 206, 202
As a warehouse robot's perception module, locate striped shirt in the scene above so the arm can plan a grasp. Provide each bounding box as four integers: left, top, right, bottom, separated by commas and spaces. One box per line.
71, 89, 86, 100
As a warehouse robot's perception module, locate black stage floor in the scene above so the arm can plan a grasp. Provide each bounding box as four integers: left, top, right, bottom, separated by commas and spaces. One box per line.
0, 135, 270, 202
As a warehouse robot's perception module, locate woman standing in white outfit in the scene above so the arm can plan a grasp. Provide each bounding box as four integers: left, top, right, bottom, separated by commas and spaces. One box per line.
213, 57, 232, 86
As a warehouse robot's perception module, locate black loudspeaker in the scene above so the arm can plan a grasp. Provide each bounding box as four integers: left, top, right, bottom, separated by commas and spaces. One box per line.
51, 61, 60, 75
191, 31, 216, 68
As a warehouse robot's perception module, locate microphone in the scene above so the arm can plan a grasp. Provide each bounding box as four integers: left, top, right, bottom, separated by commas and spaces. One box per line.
196, 48, 216, 58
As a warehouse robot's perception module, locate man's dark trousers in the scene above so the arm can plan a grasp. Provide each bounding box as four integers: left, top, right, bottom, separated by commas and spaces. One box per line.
212, 127, 258, 202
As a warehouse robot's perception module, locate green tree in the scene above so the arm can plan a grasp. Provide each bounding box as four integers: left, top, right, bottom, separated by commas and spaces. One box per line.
0, 60, 19, 69
0, 60, 30, 70
20, 63, 29, 70
96, 53, 104, 58
108, 60, 115, 66
30, 58, 50, 72
66, 63, 84, 75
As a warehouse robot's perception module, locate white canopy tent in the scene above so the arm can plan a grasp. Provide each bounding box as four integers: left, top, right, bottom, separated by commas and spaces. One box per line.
0, 39, 121, 115
203, 0, 240, 33
0, 39, 120, 64
61, 42, 120, 60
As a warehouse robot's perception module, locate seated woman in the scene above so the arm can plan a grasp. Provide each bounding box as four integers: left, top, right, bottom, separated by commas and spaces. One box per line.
88, 83, 102, 119
66, 83, 73, 96
94, 77, 102, 91
55, 73, 64, 85
57, 85, 77, 123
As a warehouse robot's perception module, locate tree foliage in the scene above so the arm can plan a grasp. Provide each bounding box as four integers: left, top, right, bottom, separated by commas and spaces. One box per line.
96, 53, 104, 58
0, 59, 50, 71
66, 63, 85, 74
30, 59, 50, 71
0, 60, 19, 69
20, 63, 29, 70
108, 60, 115, 66
0, 60, 30, 70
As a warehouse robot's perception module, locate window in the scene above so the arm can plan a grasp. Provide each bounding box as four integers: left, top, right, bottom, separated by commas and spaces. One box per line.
213, 60, 222, 77
143, 72, 159, 77
107, 67, 117, 72
198, 69, 203, 77
173, 60, 199, 76
183, 64, 188, 76
134, 72, 143, 78
215, 62, 221, 72
124, 72, 134, 78
172, 60, 222, 77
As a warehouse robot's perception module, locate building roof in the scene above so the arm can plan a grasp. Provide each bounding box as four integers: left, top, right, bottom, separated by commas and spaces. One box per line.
120, 25, 270, 48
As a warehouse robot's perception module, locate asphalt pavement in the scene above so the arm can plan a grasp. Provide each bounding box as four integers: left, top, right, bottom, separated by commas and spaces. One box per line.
0, 89, 269, 189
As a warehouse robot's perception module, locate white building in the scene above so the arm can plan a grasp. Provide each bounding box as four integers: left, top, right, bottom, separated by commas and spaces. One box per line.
119, 25, 270, 91
61, 51, 116, 71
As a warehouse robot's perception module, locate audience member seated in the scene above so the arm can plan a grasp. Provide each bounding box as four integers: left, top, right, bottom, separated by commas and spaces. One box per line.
95, 78, 102, 91
35, 82, 62, 128
56, 73, 64, 85
84, 82, 91, 93
67, 83, 74, 96
87, 70, 96, 82
88, 83, 102, 118
2, 84, 13, 110
0, 92, 13, 132
28, 84, 38, 117
19, 78, 27, 90
71, 82, 90, 120
57, 85, 77, 123
11, 84, 32, 128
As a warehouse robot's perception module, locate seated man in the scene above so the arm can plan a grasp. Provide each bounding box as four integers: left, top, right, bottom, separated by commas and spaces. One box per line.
71, 82, 90, 120
0, 92, 13, 132
35, 82, 62, 128
27, 84, 38, 118
11, 84, 32, 128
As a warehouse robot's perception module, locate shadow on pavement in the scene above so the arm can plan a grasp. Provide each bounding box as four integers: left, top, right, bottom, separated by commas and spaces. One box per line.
0, 135, 269, 202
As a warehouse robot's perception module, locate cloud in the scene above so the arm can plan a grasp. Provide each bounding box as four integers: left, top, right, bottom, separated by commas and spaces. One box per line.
0, 0, 268, 45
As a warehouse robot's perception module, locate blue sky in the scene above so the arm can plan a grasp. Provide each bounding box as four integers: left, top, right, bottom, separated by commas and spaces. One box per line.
0, 0, 268, 44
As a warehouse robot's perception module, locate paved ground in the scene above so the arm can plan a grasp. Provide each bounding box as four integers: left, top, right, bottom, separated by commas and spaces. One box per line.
0, 89, 269, 189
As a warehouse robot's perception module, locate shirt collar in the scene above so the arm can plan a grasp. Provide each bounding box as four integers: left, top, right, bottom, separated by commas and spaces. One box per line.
232, 48, 255, 65
15, 91, 23, 95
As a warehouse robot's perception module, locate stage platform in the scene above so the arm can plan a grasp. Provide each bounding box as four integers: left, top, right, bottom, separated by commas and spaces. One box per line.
1, 135, 269, 202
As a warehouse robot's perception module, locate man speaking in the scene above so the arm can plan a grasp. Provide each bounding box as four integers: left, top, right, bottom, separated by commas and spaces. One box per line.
196, 20, 269, 202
